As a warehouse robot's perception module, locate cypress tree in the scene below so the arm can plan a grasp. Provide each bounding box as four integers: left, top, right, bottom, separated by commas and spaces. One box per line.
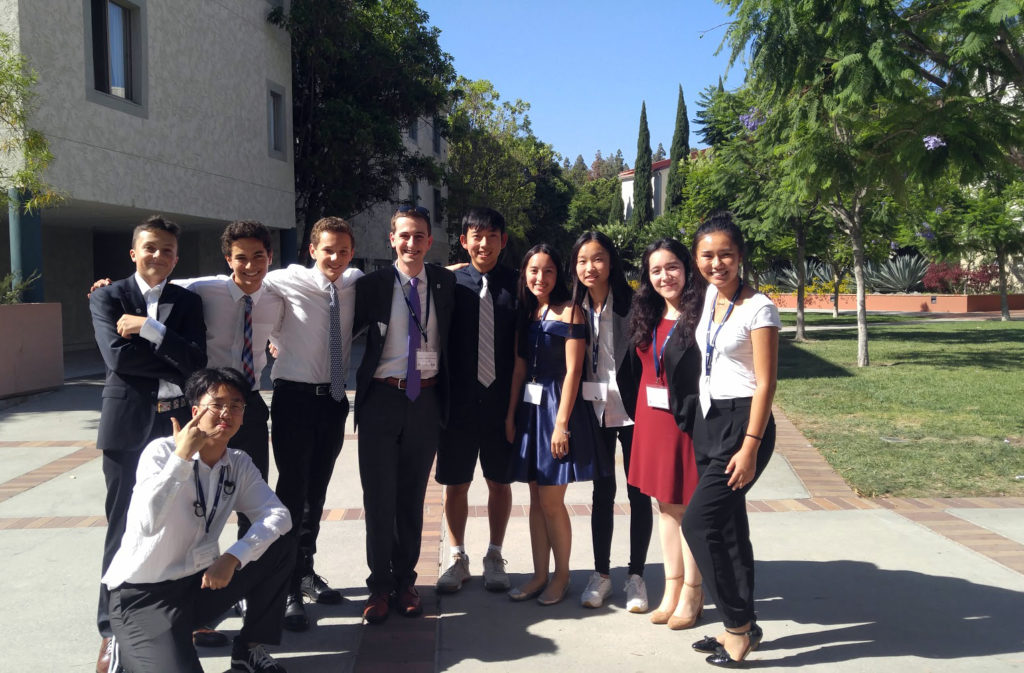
608, 179, 625, 226
666, 85, 690, 211
631, 101, 653, 227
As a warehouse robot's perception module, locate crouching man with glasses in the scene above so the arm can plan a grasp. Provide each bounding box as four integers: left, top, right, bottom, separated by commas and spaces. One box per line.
103, 368, 295, 673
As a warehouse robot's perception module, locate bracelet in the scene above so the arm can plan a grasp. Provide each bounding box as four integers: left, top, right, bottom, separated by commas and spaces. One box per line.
560, 429, 571, 437
746, 433, 763, 441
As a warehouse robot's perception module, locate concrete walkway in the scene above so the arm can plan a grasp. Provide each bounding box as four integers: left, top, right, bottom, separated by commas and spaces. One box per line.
1, 370, 1023, 671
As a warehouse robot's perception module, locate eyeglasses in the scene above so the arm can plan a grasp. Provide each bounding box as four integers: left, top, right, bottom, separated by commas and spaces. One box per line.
396, 205, 430, 218
201, 402, 246, 415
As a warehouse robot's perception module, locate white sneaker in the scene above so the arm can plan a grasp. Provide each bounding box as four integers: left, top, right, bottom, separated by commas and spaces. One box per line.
436, 552, 471, 593
482, 549, 510, 591
580, 571, 612, 608
624, 573, 649, 613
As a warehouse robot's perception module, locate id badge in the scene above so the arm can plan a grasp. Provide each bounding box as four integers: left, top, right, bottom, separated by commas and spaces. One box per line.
646, 385, 669, 410
524, 382, 544, 405
416, 348, 438, 371
582, 382, 608, 402
699, 381, 711, 418
192, 541, 220, 571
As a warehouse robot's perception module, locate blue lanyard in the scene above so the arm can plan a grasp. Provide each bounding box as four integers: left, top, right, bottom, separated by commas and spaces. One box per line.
704, 281, 744, 377
529, 306, 551, 381
193, 462, 229, 534
394, 267, 431, 344
652, 320, 678, 383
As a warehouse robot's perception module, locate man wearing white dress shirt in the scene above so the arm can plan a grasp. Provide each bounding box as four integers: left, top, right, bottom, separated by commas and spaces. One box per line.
264, 216, 363, 630
103, 367, 294, 673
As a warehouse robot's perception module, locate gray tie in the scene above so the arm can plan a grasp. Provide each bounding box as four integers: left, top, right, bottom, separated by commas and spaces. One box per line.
477, 274, 496, 387
328, 283, 345, 402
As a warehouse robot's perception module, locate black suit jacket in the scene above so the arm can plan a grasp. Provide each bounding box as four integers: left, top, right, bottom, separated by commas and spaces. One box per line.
89, 276, 207, 452
583, 287, 639, 419
624, 319, 701, 434
353, 263, 456, 428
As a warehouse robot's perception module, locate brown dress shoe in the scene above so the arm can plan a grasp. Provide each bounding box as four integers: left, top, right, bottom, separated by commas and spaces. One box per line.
96, 637, 111, 673
395, 585, 423, 617
363, 591, 390, 624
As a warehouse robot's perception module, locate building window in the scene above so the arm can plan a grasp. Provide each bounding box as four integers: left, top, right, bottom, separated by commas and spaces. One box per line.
432, 188, 442, 224
432, 116, 442, 155
85, 0, 148, 116
408, 179, 419, 204
267, 81, 287, 161
408, 119, 419, 142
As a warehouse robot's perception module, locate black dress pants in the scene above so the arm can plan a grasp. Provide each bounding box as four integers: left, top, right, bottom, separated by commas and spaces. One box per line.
682, 398, 775, 629
97, 406, 190, 637
271, 381, 348, 587
357, 383, 440, 594
233, 391, 271, 537
591, 425, 653, 576
108, 535, 295, 673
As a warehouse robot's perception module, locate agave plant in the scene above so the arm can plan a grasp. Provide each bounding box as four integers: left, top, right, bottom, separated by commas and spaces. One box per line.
778, 260, 823, 292
864, 255, 931, 293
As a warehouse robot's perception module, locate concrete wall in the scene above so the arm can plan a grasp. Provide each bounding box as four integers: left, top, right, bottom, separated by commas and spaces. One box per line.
11, 0, 295, 229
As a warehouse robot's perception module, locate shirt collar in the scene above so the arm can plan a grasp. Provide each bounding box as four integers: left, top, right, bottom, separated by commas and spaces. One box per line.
394, 264, 427, 287
584, 289, 612, 315
227, 277, 264, 304
133, 273, 168, 298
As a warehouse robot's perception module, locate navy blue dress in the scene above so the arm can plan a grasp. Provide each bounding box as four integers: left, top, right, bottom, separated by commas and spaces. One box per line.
510, 319, 607, 486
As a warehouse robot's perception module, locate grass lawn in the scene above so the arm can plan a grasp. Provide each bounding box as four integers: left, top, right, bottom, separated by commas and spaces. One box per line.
777, 312, 936, 327
775, 321, 1024, 498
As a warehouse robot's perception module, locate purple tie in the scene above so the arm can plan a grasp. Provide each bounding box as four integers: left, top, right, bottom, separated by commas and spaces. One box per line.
405, 276, 421, 401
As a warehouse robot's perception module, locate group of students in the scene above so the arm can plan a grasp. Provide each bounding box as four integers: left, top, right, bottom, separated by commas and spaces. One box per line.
88, 203, 778, 672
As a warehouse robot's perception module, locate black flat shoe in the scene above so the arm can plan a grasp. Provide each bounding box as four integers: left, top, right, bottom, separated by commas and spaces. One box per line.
705, 626, 762, 668
694, 624, 763, 654
283, 593, 310, 632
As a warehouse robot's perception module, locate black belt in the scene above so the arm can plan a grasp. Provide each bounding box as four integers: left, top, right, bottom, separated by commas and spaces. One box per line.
709, 397, 753, 410
273, 380, 333, 396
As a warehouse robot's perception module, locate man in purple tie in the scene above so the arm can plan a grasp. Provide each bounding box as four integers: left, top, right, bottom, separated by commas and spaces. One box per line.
352, 206, 455, 624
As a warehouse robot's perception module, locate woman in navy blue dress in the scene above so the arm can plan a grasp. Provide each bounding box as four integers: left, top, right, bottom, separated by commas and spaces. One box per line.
505, 244, 604, 605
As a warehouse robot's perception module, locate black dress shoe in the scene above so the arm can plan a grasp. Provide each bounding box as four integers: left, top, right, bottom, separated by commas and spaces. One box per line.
283, 593, 310, 632
301, 573, 343, 604
234, 598, 247, 618
192, 626, 229, 647
694, 624, 762, 654
705, 626, 762, 668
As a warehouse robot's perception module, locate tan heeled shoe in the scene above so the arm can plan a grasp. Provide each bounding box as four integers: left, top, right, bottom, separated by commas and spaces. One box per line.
649, 574, 684, 625
667, 581, 704, 630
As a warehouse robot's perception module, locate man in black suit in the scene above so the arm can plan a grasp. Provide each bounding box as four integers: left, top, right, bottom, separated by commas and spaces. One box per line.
353, 205, 455, 624
89, 215, 207, 672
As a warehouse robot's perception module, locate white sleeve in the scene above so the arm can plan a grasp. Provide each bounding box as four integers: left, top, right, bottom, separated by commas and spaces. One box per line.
749, 296, 781, 330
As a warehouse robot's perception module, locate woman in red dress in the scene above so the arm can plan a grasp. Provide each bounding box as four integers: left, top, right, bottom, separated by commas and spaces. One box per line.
626, 238, 706, 629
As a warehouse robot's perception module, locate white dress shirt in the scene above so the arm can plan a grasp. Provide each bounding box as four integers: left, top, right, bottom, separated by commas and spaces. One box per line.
102, 437, 291, 589
697, 288, 781, 400
134, 273, 184, 400
374, 265, 440, 380
265, 265, 363, 384
583, 293, 632, 428
173, 276, 284, 391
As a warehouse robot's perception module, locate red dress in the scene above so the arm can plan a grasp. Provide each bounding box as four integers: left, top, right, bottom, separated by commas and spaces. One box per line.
627, 318, 698, 505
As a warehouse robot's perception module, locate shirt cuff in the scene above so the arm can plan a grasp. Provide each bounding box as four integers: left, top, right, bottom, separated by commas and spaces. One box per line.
224, 540, 254, 569
140, 317, 167, 346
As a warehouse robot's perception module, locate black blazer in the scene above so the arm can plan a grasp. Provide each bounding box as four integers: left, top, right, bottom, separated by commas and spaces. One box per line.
89, 276, 207, 452
624, 318, 701, 434
353, 263, 456, 428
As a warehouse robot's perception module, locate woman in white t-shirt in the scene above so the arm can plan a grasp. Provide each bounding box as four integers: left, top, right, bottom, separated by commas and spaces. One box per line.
681, 212, 780, 668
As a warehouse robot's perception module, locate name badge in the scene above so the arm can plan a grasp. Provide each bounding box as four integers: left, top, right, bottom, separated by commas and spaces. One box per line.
416, 349, 438, 371
524, 382, 544, 405
646, 385, 669, 410
191, 541, 220, 572
699, 382, 712, 418
582, 382, 608, 402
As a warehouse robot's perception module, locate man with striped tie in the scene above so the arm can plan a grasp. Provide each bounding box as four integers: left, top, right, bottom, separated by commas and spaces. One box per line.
435, 208, 518, 595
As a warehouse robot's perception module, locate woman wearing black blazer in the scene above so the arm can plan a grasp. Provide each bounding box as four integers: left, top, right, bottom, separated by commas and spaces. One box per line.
624, 238, 707, 629
572, 232, 654, 612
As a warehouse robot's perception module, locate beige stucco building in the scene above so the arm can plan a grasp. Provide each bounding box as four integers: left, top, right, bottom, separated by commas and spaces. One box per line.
618, 158, 671, 222
0, 0, 295, 349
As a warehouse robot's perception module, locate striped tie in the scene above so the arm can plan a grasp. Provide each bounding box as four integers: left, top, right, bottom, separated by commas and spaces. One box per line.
241, 295, 256, 388
328, 283, 345, 402
477, 274, 496, 387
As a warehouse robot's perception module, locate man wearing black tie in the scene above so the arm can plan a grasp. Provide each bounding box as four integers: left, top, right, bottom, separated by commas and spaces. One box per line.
353, 206, 455, 624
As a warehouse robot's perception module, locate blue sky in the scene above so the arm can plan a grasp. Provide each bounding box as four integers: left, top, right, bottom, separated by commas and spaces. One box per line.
418, 0, 746, 167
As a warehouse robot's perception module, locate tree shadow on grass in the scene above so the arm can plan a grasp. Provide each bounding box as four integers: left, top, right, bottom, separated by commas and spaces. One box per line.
742, 559, 1024, 667
778, 339, 852, 380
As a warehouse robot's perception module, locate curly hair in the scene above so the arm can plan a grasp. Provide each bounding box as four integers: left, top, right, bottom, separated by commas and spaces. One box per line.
627, 237, 706, 350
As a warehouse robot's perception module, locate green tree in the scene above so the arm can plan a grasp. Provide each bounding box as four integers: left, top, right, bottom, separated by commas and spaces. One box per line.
269, 0, 455, 259
608, 180, 625, 226
631, 101, 654, 227
653, 142, 667, 161
665, 85, 690, 211
567, 177, 619, 234
566, 154, 589, 187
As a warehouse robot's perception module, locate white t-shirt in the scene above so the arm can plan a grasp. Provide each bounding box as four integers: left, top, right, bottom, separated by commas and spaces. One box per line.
697, 287, 780, 400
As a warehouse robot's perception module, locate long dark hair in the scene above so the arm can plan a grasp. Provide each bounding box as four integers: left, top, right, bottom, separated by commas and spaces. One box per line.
628, 238, 705, 350
516, 243, 573, 352
691, 210, 746, 259
569, 231, 632, 309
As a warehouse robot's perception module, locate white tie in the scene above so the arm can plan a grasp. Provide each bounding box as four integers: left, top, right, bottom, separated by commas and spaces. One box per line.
477, 274, 496, 387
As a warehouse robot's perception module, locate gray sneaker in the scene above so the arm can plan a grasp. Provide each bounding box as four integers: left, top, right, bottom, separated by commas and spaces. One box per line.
436, 552, 471, 593
482, 549, 510, 591
580, 571, 612, 608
